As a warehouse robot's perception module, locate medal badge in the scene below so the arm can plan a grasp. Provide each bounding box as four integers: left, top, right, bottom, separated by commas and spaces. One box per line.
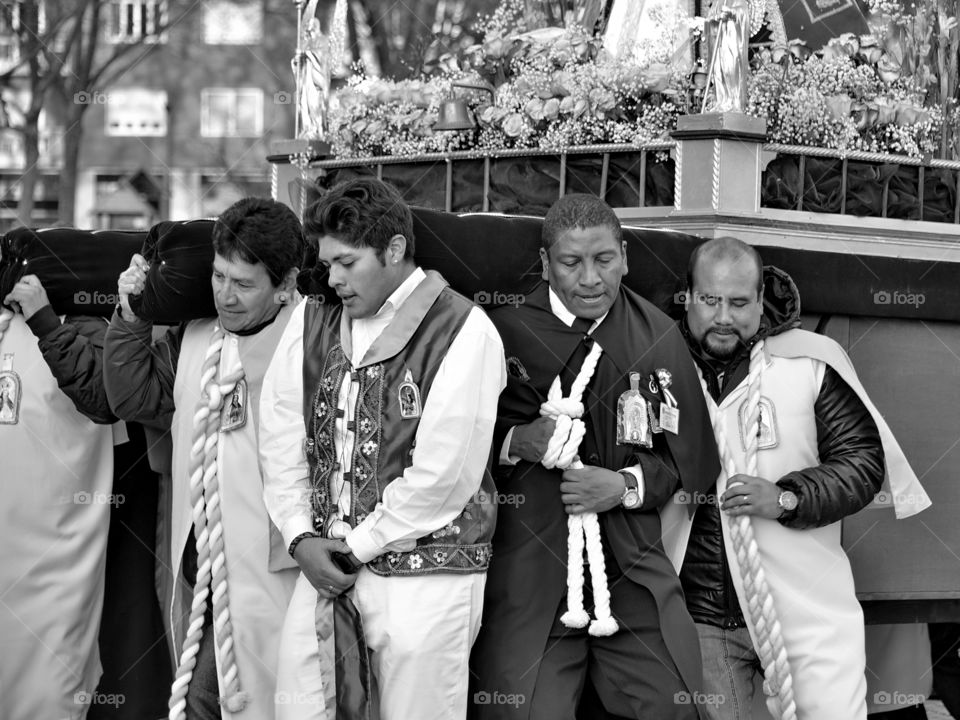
655, 367, 680, 434
0, 353, 21, 425
738, 396, 778, 450
398, 369, 422, 419
220, 378, 248, 432
617, 372, 652, 447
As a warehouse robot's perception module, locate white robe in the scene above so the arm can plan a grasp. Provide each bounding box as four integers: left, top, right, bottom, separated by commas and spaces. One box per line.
168, 306, 299, 719
0, 313, 115, 720
661, 330, 929, 720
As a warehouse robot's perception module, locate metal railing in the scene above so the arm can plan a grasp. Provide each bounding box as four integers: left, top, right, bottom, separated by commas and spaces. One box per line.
308, 142, 677, 212
762, 143, 960, 224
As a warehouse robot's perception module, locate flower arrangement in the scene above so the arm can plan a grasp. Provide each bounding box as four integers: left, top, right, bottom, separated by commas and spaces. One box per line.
326, 0, 956, 162
748, 36, 944, 158
328, 5, 695, 158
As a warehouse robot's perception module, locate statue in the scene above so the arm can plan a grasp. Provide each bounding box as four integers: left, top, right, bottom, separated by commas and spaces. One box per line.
294, 0, 347, 141
294, 0, 330, 140
704, 0, 750, 114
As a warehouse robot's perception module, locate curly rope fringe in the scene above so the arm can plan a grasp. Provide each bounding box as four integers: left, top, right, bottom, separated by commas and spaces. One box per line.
539, 341, 617, 636
698, 341, 797, 720
169, 326, 247, 720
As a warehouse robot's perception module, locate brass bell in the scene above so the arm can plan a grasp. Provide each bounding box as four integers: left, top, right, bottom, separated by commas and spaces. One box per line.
434, 98, 475, 131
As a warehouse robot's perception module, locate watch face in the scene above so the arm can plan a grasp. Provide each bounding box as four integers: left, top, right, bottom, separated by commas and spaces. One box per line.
779, 491, 798, 511
622, 490, 640, 509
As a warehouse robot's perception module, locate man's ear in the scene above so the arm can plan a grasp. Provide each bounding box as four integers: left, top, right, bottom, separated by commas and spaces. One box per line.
621, 240, 628, 276
282, 266, 299, 293
684, 287, 692, 312
387, 234, 407, 265
539, 247, 549, 281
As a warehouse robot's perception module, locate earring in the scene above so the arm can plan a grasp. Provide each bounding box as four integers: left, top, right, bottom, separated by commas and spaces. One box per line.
277, 292, 288, 303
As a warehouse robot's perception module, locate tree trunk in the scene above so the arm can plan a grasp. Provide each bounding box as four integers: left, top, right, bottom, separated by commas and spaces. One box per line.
57, 113, 84, 226
15, 120, 39, 226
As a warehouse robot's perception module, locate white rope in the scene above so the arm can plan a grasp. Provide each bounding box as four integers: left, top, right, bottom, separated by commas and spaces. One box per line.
697, 341, 797, 720
539, 341, 618, 636
169, 326, 248, 719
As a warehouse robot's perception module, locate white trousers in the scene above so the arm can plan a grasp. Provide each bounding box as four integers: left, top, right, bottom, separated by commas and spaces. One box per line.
276, 568, 486, 720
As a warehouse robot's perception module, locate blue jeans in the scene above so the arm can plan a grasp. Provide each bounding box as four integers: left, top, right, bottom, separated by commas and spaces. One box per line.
696, 623, 763, 720
184, 621, 222, 720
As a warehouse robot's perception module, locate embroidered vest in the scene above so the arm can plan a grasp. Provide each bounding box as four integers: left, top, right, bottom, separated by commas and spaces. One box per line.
302, 273, 496, 576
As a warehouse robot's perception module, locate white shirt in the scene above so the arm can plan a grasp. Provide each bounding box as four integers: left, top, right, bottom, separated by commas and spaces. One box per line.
499, 287, 644, 502
259, 268, 507, 563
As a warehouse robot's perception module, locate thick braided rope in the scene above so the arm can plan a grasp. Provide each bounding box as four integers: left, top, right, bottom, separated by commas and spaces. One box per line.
698, 341, 797, 720
538, 341, 618, 636
169, 326, 247, 719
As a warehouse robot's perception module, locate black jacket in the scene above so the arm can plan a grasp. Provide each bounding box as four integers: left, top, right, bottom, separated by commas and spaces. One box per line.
26, 305, 115, 424
679, 267, 885, 628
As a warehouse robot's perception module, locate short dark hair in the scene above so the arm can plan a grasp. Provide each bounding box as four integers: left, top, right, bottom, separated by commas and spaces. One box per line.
303, 177, 415, 261
542, 193, 622, 251
212, 197, 304, 286
687, 236, 764, 297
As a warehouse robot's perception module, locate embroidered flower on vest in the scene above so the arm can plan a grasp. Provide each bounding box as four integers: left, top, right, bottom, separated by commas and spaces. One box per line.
361, 440, 377, 456
321, 377, 335, 393
408, 554, 423, 570
433, 549, 448, 564
359, 417, 373, 434
365, 366, 380, 379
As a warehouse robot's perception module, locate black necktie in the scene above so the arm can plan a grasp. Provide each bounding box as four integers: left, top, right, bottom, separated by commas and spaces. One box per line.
562, 317, 594, 396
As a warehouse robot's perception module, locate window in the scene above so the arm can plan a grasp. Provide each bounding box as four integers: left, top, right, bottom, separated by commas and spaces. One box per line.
203, 0, 262, 45
105, 88, 167, 136
107, 0, 167, 43
200, 88, 263, 138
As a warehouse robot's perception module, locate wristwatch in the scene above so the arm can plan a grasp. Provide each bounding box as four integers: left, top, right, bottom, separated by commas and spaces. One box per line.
620, 471, 641, 509
777, 489, 799, 516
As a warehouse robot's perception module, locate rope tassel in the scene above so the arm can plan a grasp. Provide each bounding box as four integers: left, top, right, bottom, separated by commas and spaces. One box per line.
539, 341, 618, 637
169, 326, 247, 720
697, 341, 797, 720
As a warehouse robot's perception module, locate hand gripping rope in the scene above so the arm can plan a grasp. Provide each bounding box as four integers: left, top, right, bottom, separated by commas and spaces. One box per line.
169, 325, 247, 719
538, 341, 618, 636
697, 340, 797, 720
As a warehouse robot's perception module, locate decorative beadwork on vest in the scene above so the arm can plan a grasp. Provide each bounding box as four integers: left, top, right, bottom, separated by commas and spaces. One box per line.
301, 280, 495, 578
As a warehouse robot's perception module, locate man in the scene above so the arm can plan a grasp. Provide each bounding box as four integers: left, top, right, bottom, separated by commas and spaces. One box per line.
470, 193, 719, 720
104, 197, 304, 719
0, 275, 117, 719
671, 236, 928, 720
259, 177, 505, 720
